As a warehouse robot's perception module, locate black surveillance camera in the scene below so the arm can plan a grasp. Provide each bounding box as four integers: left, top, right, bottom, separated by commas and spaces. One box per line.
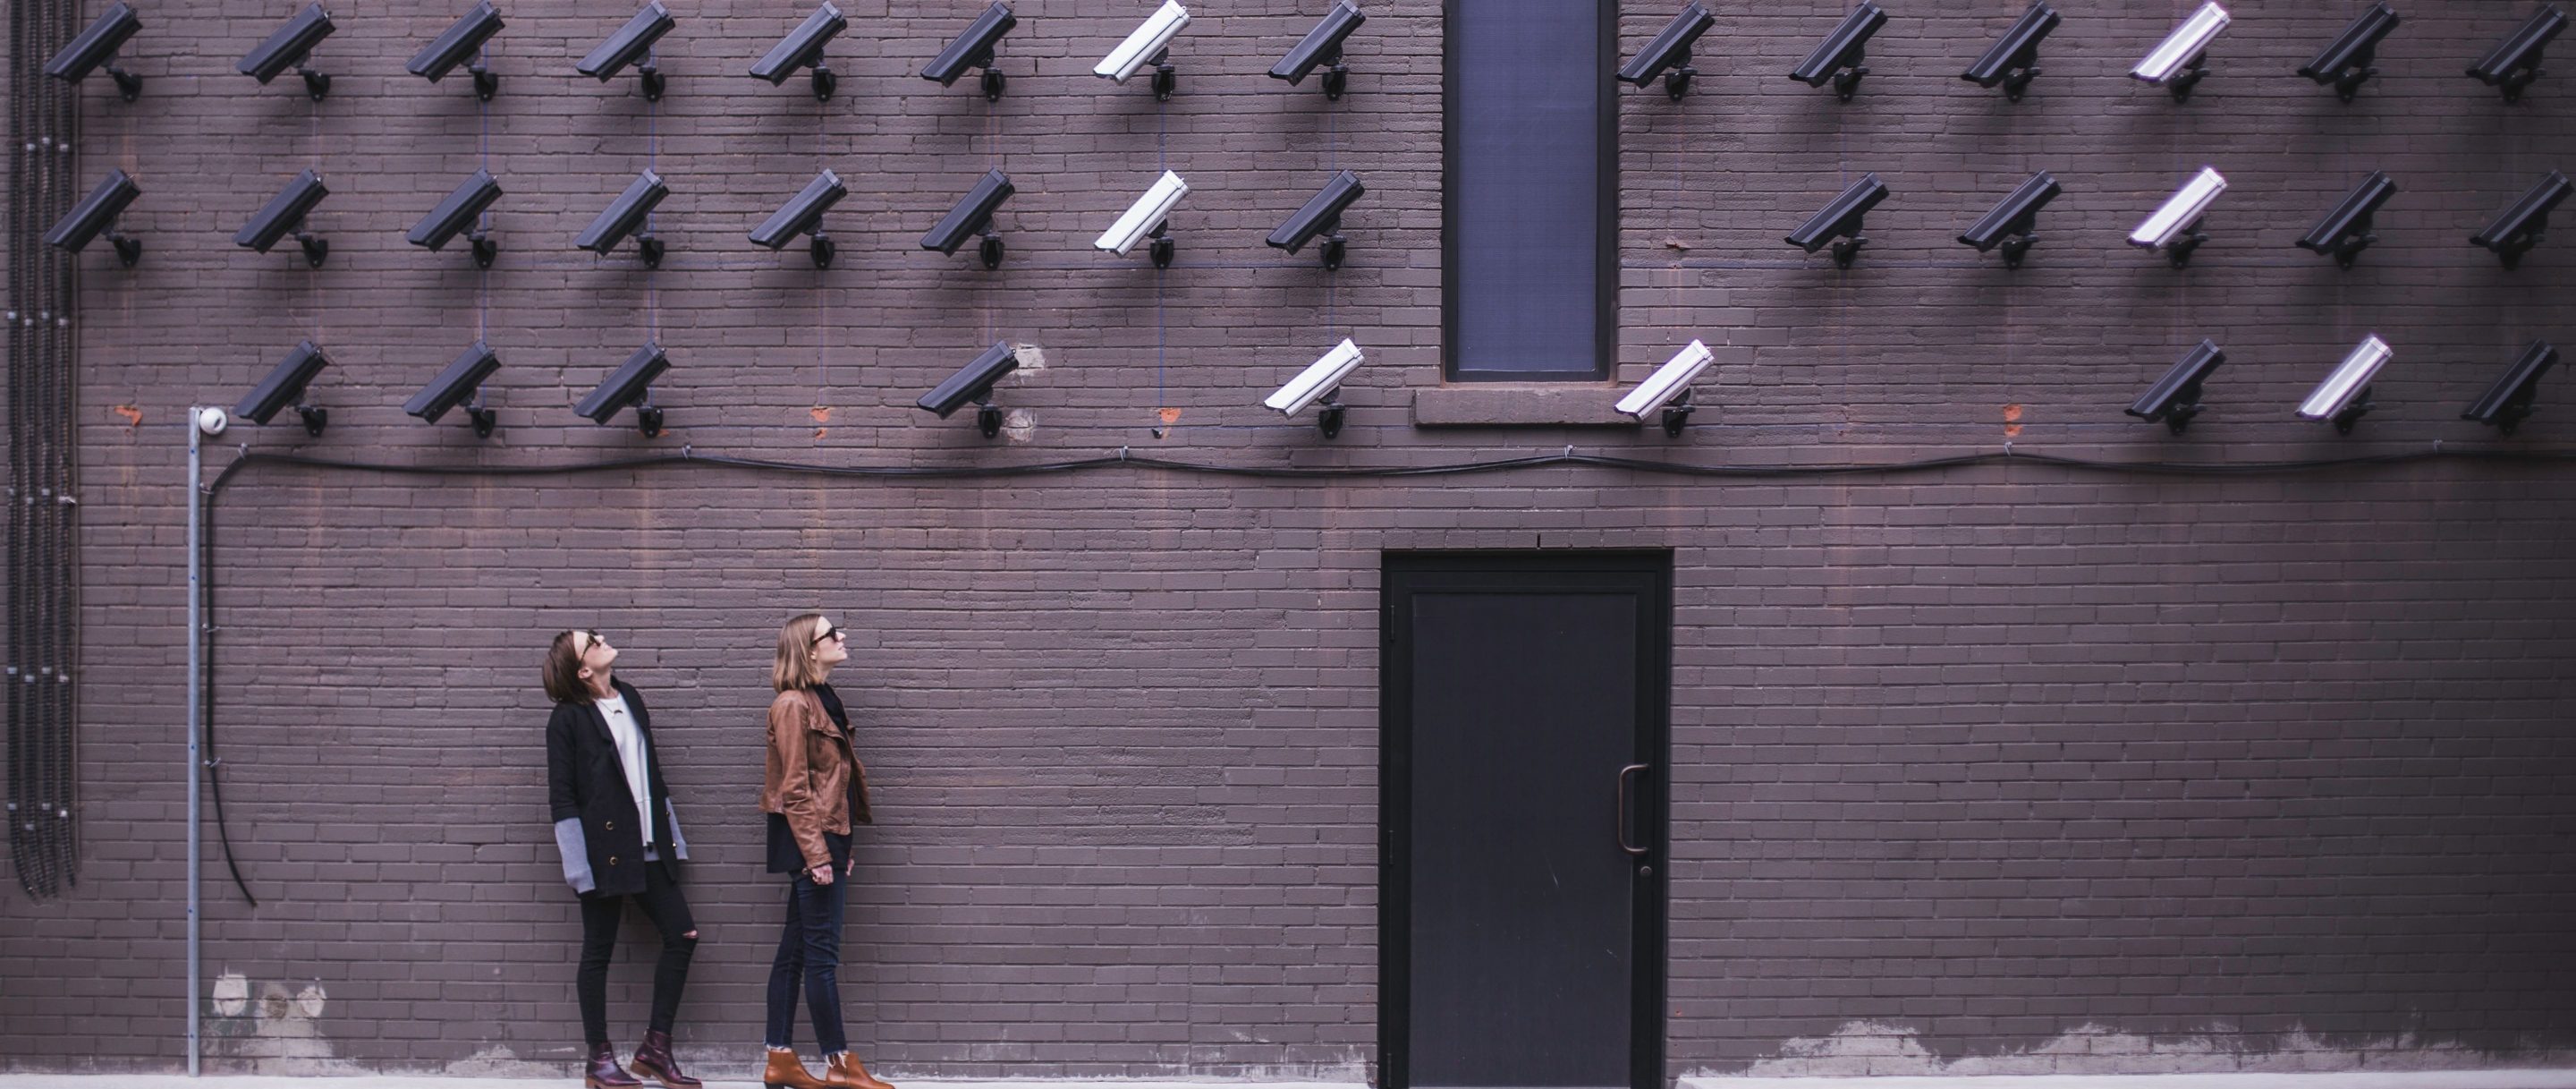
2470, 170, 2572, 269
2298, 3, 2399, 102
1266, 169, 1364, 270
46, 2, 144, 102
753, 3, 846, 101
578, 2, 675, 101
1270, 1, 1365, 99
410, 1, 505, 101
921, 168, 1015, 269
46, 169, 143, 268
922, 2, 1016, 100
577, 170, 671, 268
1789, 2, 1885, 101
2126, 339, 2225, 435
1785, 173, 1888, 268
750, 171, 848, 269
1962, 2, 2058, 102
235, 341, 333, 436
918, 341, 1019, 438
238, 3, 335, 102
1957, 171, 2060, 268
405, 341, 502, 438
576, 342, 671, 437
2463, 339, 2558, 435
410, 169, 504, 268
2294, 171, 2397, 269
2466, 4, 2566, 103
234, 169, 330, 268
1618, 3, 1714, 100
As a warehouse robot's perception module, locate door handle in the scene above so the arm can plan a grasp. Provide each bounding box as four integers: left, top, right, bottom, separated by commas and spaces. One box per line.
1616, 763, 1650, 856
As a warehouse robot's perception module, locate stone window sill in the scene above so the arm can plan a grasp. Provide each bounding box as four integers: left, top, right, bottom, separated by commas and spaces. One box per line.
1411, 384, 1640, 428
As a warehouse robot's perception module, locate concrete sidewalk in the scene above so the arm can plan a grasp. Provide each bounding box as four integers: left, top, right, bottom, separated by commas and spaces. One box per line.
6, 1074, 2576, 1089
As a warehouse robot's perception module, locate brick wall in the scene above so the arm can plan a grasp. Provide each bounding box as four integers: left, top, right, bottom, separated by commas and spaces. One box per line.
3, 0, 2572, 1078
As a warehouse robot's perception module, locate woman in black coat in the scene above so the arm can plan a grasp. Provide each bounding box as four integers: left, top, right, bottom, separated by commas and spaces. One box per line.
544, 628, 701, 1089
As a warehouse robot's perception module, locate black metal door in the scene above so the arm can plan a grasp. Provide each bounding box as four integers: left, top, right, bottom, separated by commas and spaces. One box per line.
1382, 552, 1668, 1089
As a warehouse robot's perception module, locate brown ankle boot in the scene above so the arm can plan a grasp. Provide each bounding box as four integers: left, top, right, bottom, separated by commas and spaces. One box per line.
824, 1051, 895, 1089
630, 1030, 700, 1089
586, 1042, 643, 1089
762, 1047, 827, 1089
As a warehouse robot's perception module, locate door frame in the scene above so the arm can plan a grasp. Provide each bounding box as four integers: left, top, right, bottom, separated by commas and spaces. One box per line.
1378, 550, 1671, 1089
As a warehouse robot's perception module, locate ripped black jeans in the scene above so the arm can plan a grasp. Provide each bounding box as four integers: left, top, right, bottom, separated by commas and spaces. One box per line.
576, 859, 697, 1046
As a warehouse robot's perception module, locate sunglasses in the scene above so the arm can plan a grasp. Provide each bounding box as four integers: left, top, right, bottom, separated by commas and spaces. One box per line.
810, 625, 846, 645
576, 629, 607, 654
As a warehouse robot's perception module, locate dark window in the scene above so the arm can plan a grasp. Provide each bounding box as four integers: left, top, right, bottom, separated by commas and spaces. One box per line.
1444, 0, 1615, 381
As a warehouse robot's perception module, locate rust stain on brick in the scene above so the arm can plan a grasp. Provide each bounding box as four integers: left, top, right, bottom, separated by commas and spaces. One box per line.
111, 404, 143, 427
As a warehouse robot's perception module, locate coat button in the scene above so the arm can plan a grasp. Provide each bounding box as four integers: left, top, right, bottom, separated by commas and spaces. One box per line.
607, 856, 619, 866
605, 821, 615, 830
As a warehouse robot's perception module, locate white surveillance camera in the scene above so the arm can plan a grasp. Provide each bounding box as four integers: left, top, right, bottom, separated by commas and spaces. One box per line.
1096, 170, 1188, 257
2297, 334, 2393, 432
1096, 0, 1189, 83
1267, 338, 1365, 418
2132, 2, 2227, 89
194, 406, 230, 436
2130, 166, 2225, 250
1616, 340, 1715, 436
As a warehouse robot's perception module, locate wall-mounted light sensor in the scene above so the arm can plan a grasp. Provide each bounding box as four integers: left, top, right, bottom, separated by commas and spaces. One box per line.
2129, 166, 2225, 268
1962, 2, 2058, 102
922, 169, 1014, 269
410, 169, 504, 268
2463, 339, 2558, 435
46, 169, 143, 268
923, 2, 1015, 100
918, 341, 1020, 438
2132, 1, 2228, 102
1097, 0, 1190, 100
235, 169, 330, 268
46, 2, 143, 102
239, 3, 335, 102
1615, 340, 1716, 437
2295, 335, 2393, 433
2470, 170, 2572, 269
410, 1, 504, 100
753, 3, 847, 102
577, 342, 671, 437
1097, 170, 1188, 268
1785, 174, 1888, 268
577, 170, 670, 268
2294, 171, 2396, 269
405, 341, 502, 438
2298, 4, 2398, 102
2126, 339, 2225, 435
1620, 3, 1716, 100
235, 341, 333, 437
1265, 338, 1364, 438
750, 170, 848, 269
1267, 170, 1364, 270
2467, 4, 2566, 103
1272, 1, 1365, 99
1958, 171, 2060, 268
579, 1, 675, 101
1789, 2, 1885, 101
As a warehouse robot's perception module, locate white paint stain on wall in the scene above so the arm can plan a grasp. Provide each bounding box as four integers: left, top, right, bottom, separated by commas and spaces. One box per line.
1702, 1022, 2576, 1079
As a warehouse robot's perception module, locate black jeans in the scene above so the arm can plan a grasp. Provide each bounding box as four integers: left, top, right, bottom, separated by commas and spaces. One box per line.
764, 855, 851, 1053
577, 859, 697, 1046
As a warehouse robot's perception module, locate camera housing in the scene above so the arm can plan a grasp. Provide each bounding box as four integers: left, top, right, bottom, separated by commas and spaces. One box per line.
1619, 3, 1716, 100
2298, 3, 2399, 102
922, 168, 1015, 269
2466, 4, 2567, 103
579, 2, 675, 100
410, 169, 504, 268
577, 170, 671, 268
2129, 166, 2226, 268
404, 341, 502, 437
1097, 170, 1189, 268
1265, 338, 1365, 438
2296, 334, 2394, 433
923, 2, 1016, 100
576, 342, 671, 436
234, 340, 333, 436
1615, 340, 1716, 437
2470, 170, 2572, 269
1957, 171, 2060, 268
46, 169, 144, 268
235, 169, 331, 268
1271, 1, 1366, 100
1789, 2, 1886, 101
1785, 173, 1888, 268
2293, 171, 2397, 269
1962, 2, 2058, 102
238, 3, 335, 101
2125, 339, 2225, 435
918, 341, 1020, 438
2463, 339, 2559, 435
2132, 1, 2229, 102
750, 170, 848, 269
1267, 170, 1364, 270
46, 2, 144, 102
752, 4, 848, 102
410, 2, 504, 100
1097, 0, 1190, 100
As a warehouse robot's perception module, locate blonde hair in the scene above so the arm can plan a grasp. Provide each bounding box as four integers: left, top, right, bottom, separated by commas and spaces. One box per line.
773, 612, 831, 692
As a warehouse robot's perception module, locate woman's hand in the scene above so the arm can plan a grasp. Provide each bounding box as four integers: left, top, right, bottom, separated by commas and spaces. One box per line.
809, 864, 835, 887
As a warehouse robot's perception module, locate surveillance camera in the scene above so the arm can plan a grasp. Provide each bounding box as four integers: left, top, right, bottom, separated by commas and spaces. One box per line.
2466, 4, 2566, 102
46, 2, 143, 101
1788, 2, 1885, 101
2125, 339, 2225, 435
1265, 338, 1364, 438
579, 1, 675, 99
234, 340, 333, 436
1618, 3, 1715, 100
921, 168, 1015, 269
2463, 339, 2559, 435
1097, 0, 1190, 98
1097, 170, 1189, 266
235, 169, 331, 268
410, 169, 504, 268
404, 341, 502, 438
750, 170, 848, 268
1267, 170, 1364, 270
2298, 3, 2398, 102
577, 170, 671, 267
2132, 1, 2227, 101
46, 169, 143, 268
918, 341, 1020, 438
410, 1, 504, 100
1784, 173, 1888, 268
2129, 166, 2225, 268
1615, 340, 1715, 437
923, 2, 1016, 99
1957, 171, 2059, 268
1962, 2, 2058, 102
2293, 171, 2396, 269
239, 3, 335, 101
577, 342, 671, 437
194, 406, 231, 437
2296, 334, 2394, 433
1272, 1, 1366, 99
2470, 170, 2572, 269
753, 4, 848, 101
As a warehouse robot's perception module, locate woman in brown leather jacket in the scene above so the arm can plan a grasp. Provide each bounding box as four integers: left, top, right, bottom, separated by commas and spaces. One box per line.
757, 613, 890, 1089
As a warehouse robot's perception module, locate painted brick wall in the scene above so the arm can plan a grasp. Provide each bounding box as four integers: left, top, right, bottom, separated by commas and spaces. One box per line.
3, 0, 2573, 1079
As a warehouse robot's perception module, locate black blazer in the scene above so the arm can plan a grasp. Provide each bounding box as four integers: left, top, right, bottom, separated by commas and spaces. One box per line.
546, 677, 688, 898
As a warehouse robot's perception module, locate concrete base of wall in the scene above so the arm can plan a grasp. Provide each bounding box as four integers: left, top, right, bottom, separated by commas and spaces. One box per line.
7, 1076, 2576, 1089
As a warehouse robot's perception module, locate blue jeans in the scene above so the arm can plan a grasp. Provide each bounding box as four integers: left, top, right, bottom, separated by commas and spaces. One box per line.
763, 860, 849, 1053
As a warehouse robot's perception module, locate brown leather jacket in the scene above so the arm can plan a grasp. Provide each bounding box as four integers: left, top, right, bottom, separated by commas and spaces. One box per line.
759, 688, 874, 871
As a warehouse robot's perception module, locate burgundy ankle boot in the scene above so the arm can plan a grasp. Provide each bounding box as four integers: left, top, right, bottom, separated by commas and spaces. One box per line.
586, 1042, 643, 1089
631, 1030, 702, 1089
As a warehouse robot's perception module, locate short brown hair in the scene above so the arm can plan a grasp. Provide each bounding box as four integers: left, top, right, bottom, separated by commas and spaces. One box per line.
541, 631, 589, 704
773, 613, 830, 693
